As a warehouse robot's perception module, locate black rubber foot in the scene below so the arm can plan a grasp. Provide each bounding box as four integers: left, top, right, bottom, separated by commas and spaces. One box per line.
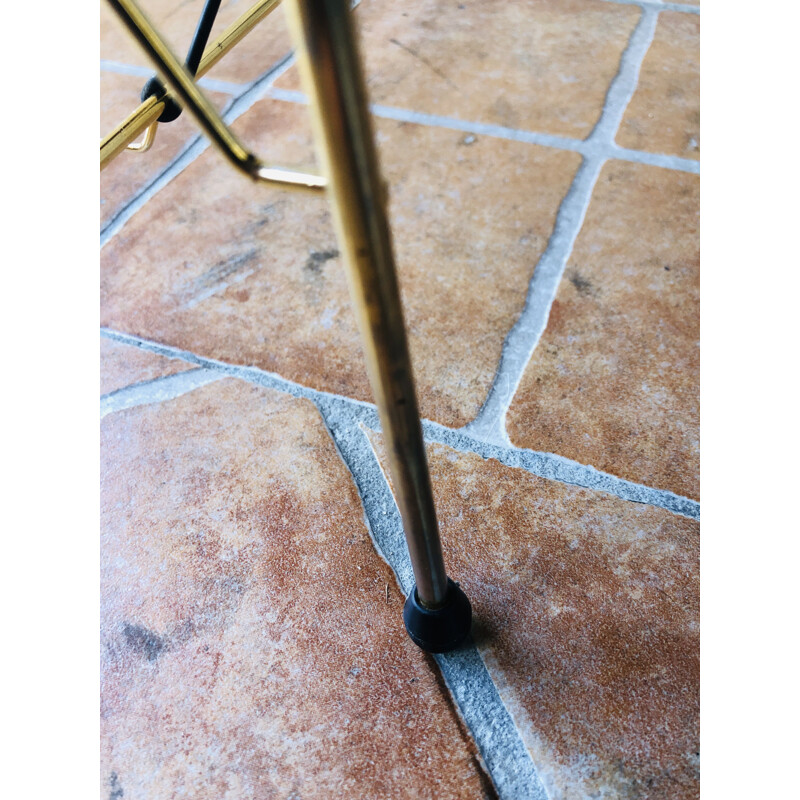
403, 579, 472, 653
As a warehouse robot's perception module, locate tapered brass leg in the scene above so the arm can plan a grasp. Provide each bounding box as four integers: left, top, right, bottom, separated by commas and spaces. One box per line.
285, 0, 471, 649
283, 0, 449, 605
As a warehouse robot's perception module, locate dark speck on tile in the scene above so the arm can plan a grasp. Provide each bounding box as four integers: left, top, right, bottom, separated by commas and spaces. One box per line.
121, 622, 165, 662
109, 771, 123, 800
304, 249, 339, 274
567, 269, 596, 297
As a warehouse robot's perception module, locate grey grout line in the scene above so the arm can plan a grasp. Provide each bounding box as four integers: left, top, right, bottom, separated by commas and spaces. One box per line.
101, 130, 209, 246
317, 407, 414, 595
371, 102, 583, 153
100, 58, 248, 95
587, 9, 661, 144
101, 72, 699, 180
431, 646, 549, 800
269, 86, 583, 151
99, 0, 699, 248
99, 327, 379, 413
461, 156, 603, 447
100, 368, 223, 418
421, 420, 699, 520
658, 1, 700, 11
314, 403, 548, 800
100, 59, 168, 78
99, 327, 699, 520
265, 87, 700, 176
462, 6, 660, 447
101, 2, 696, 245
609, 143, 699, 174
100, 51, 296, 247
100, 58, 158, 78
600, 0, 699, 14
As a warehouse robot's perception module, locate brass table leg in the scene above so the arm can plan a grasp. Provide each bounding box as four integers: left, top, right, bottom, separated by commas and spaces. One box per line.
285, 0, 471, 652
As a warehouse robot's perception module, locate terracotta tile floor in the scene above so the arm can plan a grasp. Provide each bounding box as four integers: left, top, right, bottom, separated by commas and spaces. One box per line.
100, 0, 700, 798
617, 12, 700, 161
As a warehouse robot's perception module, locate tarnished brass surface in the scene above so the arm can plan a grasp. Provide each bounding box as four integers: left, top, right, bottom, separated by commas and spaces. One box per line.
103, 0, 324, 192
285, 0, 449, 607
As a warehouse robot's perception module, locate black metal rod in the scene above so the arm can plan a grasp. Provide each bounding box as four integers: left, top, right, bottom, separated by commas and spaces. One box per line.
185, 0, 223, 76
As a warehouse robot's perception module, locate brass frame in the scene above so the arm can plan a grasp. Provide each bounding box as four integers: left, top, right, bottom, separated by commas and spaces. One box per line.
102, 0, 283, 168
103, 0, 324, 192
103, 0, 454, 610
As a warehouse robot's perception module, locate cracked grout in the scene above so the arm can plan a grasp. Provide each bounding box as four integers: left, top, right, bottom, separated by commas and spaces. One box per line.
100, 51, 297, 246
463, 6, 661, 447
99, 328, 699, 520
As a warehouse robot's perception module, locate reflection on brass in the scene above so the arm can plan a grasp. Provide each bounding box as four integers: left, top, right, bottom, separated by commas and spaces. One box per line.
101, 94, 164, 167
102, 0, 282, 167
285, 0, 450, 608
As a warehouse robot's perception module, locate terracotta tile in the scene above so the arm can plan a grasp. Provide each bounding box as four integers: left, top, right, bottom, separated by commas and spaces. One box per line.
369, 432, 699, 800
506, 162, 699, 499
101, 98, 581, 427
275, 0, 640, 140
101, 379, 495, 799
100, 0, 291, 85
100, 337, 192, 395
617, 13, 700, 159
101, 71, 230, 227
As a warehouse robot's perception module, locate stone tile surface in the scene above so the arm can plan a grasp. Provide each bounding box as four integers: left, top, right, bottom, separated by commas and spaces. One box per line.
506, 161, 699, 499
100, 71, 230, 227
100, 0, 292, 85
100, 337, 192, 395
617, 12, 700, 159
101, 379, 495, 799
369, 432, 700, 800
100, 0, 702, 792
276, 0, 639, 139
101, 98, 581, 427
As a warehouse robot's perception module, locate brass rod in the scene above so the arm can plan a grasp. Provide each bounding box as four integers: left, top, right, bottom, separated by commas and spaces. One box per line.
103, 0, 324, 193
101, 0, 282, 168
195, 0, 282, 76
101, 95, 164, 166
127, 120, 159, 153
285, 0, 449, 608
